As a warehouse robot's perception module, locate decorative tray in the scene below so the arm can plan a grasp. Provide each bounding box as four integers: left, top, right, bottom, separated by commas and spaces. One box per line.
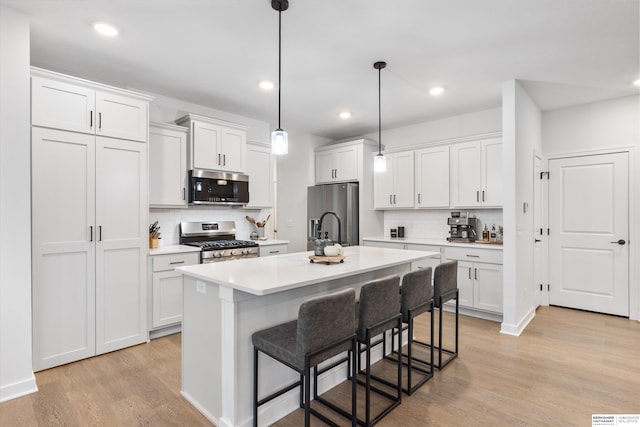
474, 240, 503, 245
308, 255, 345, 264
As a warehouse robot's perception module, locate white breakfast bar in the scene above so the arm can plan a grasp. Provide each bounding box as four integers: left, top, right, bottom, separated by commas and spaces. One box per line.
177, 245, 438, 427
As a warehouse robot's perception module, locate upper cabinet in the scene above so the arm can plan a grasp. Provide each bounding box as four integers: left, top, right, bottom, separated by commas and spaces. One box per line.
31, 70, 148, 142
175, 114, 247, 173
245, 141, 274, 208
315, 143, 360, 184
415, 145, 450, 208
374, 151, 414, 209
450, 138, 502, 207
149, 122, 188, 208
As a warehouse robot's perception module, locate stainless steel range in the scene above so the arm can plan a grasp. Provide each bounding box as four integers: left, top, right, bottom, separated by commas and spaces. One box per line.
179, 221, 259, 263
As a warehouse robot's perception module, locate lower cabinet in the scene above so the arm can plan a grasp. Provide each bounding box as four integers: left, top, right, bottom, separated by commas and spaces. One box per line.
259, 243, 288, 257
149, 252, 199, 331
442, 247, 503, 314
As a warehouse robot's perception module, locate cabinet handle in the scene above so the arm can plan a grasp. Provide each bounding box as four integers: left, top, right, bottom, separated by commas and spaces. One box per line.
223, 154, 226, 166
182, 188, 186, 201
90, 110, 93, 128
393, 194, 396, 204
169, 261, 185, 265
90, 226, 93, 242
468, 267, 472, 279
269, 250, 280, 254
482, 190, 485, 202
98, 112, 102, 130
390, 195, 393, 204
218, 153, 221, 165
475, 268, 478, 280
98, 226, 102, 242
466, 254, 480, 258
477, 190, 480, 202
418, 193, 421, 204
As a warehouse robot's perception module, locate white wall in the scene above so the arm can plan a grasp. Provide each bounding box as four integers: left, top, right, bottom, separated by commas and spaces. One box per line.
0, 6, 38, 402
275, 129, 330, 252
501, 80, 542, 335
541, 95, 639, 320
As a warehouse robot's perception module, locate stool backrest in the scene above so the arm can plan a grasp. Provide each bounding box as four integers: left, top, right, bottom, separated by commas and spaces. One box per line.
400, 267, 433, 320
296, 288, 356, 362
434, 260, 458, 306
357, 276, 401, 341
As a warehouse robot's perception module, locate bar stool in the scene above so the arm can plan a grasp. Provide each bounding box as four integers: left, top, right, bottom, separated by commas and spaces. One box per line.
252, 288, 357, 427
398, 267, 435, 394
433, 260, 459, 369
355, 276, 403, 426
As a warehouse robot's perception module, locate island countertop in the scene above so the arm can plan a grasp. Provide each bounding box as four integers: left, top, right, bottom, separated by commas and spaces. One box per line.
176, 245, 438, 296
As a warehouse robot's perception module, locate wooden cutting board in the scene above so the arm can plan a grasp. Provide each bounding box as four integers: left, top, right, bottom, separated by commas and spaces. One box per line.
308, 255, 345, 264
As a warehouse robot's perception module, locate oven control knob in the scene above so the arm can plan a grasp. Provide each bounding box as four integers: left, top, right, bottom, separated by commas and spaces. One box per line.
231, 249, 240, 256
213, 251, 222, 258
242, 249, 249, 255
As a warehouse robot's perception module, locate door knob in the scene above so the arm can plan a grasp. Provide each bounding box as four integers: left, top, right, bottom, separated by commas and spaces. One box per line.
610, 239, 626, 245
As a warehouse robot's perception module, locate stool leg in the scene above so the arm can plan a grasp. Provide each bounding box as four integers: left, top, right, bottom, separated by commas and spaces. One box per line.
253, 348, 258, 427
366, 335, 371, 426
438, 303, 443, 369
407, 315, 413, 395
304, 364, 311, 427
351, 337, 357, 427
430, 306, 434, 374
396, 317, 402, 402
455, 293, 459, 356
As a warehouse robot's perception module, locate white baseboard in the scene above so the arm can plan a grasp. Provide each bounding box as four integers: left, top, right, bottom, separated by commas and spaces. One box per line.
0, 374, 38, 403
149, 323, 181, 340
500, 306, 536, 336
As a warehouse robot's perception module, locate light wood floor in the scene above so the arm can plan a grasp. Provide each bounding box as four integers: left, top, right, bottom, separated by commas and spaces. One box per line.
1, 306, 638, 426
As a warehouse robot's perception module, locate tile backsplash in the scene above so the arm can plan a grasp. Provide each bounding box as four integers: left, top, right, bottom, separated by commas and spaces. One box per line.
383, 209, 503, 241
149, 206, 272, 245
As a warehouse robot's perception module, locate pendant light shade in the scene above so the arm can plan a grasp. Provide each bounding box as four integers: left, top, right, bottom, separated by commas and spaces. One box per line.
374, 61, 387, 172
271, 0, 289, 155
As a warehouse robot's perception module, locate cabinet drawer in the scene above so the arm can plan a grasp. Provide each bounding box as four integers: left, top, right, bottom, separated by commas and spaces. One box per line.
259, 244, 288, 257
442, 247, 502, 264
152, 252, 199, 272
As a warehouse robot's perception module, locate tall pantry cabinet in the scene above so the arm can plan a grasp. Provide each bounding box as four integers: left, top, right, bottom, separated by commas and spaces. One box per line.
31, 68, 151, 371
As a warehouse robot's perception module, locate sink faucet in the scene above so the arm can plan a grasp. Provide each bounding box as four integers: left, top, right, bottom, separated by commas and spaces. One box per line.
317, 211, 342, 245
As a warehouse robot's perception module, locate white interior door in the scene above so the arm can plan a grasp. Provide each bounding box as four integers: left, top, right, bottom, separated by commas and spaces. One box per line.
533, 153, 543, 308
548, 152, 629, 316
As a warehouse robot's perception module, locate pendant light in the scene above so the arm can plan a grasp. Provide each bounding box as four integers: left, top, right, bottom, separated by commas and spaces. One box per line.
271, 0, 289, 155
373, 61, 387, 172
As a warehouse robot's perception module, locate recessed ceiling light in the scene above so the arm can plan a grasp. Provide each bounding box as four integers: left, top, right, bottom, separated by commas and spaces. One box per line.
339, 111, 352, 119
259, 80, 274, 90
429, 86, 445, 96
634, 79, 640, 87
93, 22, 118, 37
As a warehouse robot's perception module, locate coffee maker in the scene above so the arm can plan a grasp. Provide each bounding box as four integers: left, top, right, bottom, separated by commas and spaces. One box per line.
447, 215, 479, 243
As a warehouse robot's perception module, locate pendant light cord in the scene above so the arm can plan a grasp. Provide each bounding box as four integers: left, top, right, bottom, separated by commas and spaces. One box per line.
378, 66, 382, 155
278, 8, 282, 129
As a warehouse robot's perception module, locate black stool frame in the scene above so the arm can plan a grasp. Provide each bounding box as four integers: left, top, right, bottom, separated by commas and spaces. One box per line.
434, 288, 459, 369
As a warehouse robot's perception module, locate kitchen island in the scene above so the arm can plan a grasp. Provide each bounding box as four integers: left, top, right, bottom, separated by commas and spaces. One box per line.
176, 245, 438, 427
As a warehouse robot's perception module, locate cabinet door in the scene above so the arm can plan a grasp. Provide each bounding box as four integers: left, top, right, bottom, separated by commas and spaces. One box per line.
335, 146, 358, 181
220, 127, 246, 172
373, 162, 394, 208
149, 125, 187, 207
152, 271, 184, 328
481, 139, 502, 206
455, 260, 474, 308
392, 151, 415, 208
32, 128, 97, 371
95, 137, 147, 354
316, 151, 336, 183
259, 244, 288, 257
245, 144, 273, 208
31, 76, 95, 134
415, 146, 449, 208
96, 91, 148, 142
474, 263, 503, 313
450, 141, 481, 207
192, 121, 221, 170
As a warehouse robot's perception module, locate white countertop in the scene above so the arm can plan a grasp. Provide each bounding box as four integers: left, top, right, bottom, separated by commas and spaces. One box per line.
176, 245, 438, 296
148, 244, 202, 256
362, 236, 504, 250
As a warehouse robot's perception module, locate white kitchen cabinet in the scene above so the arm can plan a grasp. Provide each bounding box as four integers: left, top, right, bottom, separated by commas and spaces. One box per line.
31, 70, 148, 142
31, 69, 150, 371
149, 123, 188, 207
374, 151, 414, 209
245, 141, 273, 208
442, 246, 503, 314
415, 145, 449, 208
149, 252, 199, 330
450, 138, 502, 207
315, 144, 359, 183
176, 113, 247, 173
362, 240, 441, 273
259, 243, 289, 257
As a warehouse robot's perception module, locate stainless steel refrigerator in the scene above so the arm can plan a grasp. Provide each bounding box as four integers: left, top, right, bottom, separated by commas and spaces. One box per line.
307, 183, 359, 250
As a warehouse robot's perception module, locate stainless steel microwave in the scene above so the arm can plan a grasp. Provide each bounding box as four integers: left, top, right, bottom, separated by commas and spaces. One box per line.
189, 170, 249, 206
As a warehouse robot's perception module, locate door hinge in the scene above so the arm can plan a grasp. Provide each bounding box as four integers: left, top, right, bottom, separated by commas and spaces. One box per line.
540, 171, 550, 179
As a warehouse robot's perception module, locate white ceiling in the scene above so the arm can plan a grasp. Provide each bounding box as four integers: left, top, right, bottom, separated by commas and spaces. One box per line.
2, 0, 639, 140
